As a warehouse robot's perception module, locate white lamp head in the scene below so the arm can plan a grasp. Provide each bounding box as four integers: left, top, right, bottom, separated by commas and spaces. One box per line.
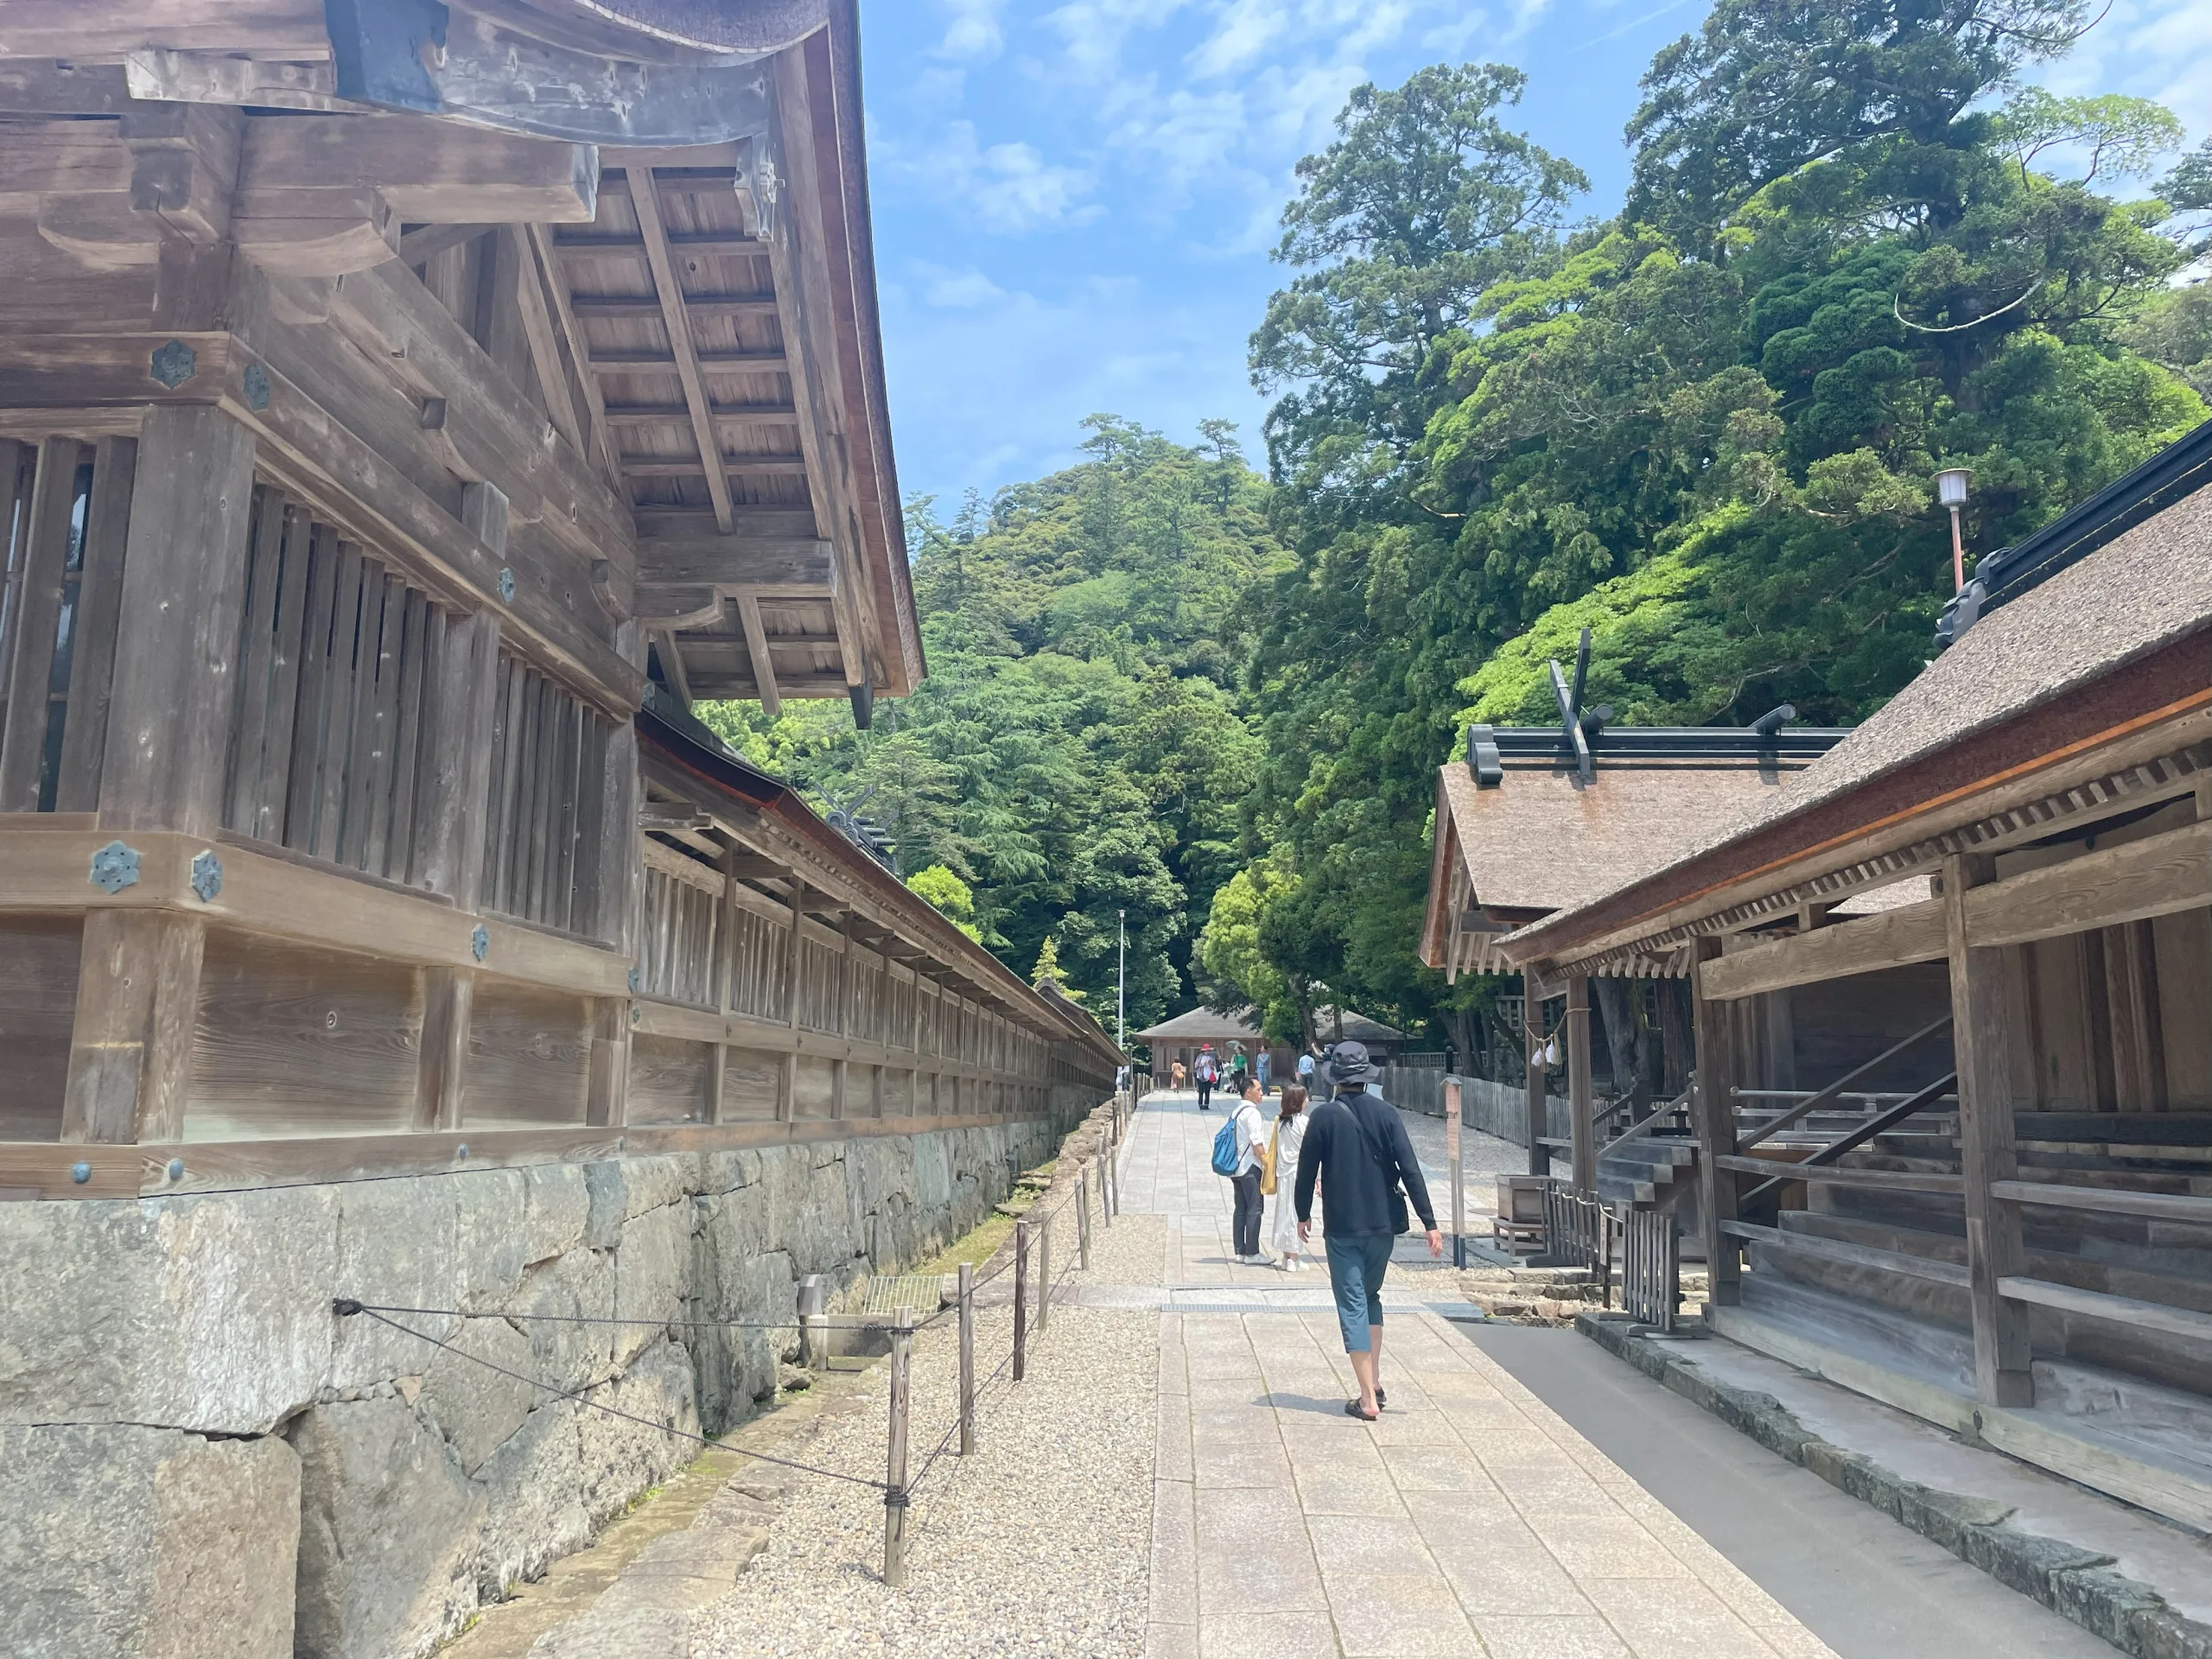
1935, 467, 1972, 509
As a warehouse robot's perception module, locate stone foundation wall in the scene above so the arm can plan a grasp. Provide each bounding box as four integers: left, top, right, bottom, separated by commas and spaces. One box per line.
0, 1116, 1067, 1659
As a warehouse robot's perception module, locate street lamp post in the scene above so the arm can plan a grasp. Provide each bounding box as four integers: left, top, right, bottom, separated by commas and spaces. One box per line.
1936, 467, 1972, 593
1116, 908, 1126, 1056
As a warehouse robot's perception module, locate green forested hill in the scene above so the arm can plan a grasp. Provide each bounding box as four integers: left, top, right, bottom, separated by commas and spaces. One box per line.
1211, 5, 2209, 1057
708, 2, 2212, 1058
699, 418, 1287, 1027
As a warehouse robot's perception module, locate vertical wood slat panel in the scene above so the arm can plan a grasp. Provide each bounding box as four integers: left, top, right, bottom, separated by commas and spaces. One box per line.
526, 673, 558, 923
356, 571, 407, 873
253, 505, 314, 842
512, 670, 541, 919
54, 437, 137, 813
282, 524, 341, 847
481, 652, 513, 901
528, 671, 559, 918
570, 709, 610, 937
0, 442, 29, 715
309, 544, 365, 861
507, 666, 543, 915
552, 695, 581, 930
672, 877, 690, 996
0, 438, 85, 811
490, 656, 524, 911
224, 486, 288, 831
385, 593, 431, 880
336, 559, 390, 868
644, 869, 666, 995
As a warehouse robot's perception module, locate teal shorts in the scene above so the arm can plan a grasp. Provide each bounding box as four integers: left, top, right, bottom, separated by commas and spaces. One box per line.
1325, 1232, 1394, 1352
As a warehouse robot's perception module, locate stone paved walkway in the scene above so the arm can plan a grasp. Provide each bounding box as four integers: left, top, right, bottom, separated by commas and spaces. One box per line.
1128, 1089, 1837, 1659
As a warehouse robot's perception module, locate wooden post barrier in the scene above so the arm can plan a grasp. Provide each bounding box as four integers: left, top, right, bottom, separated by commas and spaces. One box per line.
1037, 1210, 1052, 1332
1013, 1219, 1029, 1382
1446, 1076, 1466, 1268
1101, 1123, 1116, 1225
1077, 1171, 1092, 1270
957, 1262, 976, 1456
883, 1308, 912, 1587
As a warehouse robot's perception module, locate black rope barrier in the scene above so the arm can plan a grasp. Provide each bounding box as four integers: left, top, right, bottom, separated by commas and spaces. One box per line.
333, 1300, 890, 1493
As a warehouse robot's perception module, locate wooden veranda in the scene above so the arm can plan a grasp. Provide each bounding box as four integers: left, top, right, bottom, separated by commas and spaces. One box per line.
1497, 423, 2212, 1532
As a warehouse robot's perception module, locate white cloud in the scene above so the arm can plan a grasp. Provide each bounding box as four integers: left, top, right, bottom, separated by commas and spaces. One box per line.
1188, 0, 1289, 79
1421, 10, 1494, 55
936, 0, 1010, 64
899, 120, 1104, 233
918, 265, 1011, 308
1046, 0, 1198, 80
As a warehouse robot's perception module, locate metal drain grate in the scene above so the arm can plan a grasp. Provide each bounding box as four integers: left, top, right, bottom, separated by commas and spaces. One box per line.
857, 1274, 947, 1316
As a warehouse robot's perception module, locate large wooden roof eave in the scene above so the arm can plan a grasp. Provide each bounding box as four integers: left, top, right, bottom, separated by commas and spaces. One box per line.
0, 0, 914, 720
808, 7, 921, 698
1500, 621, 2212, 976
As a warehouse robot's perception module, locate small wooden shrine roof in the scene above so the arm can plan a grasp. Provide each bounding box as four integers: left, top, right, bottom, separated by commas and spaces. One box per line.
1420, 714, 1845, 981
1135, 1007, 1402, 1046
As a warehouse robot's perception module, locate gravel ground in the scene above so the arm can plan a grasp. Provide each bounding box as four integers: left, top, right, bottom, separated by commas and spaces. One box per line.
1390, 1100, 1560, 1213
690, 1207, 1166, 1658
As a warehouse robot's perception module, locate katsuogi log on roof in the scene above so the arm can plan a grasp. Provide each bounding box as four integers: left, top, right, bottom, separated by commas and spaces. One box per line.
1420, 629, 1847, 982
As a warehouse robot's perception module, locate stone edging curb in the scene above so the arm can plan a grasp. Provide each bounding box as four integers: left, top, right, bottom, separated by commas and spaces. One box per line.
1574, 1312, 2212, 1659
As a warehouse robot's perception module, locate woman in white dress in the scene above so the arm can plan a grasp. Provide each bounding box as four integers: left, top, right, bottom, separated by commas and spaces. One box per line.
1268, 1084, 1313, 1270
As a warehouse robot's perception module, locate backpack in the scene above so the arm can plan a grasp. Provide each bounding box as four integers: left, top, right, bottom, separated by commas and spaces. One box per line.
1211, 1116, 1241, 1177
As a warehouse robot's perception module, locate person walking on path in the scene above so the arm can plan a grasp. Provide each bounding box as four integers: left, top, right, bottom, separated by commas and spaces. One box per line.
1268, 1084, 1313, 1270
1171, 1059, 1186, 1091
1194, 1047, 1217, 1110
1228, 1081, 1269, 1263
1255, 1048, 1272, 1094
1228, 1044, 1249, 1096
1293, 1041, 1440, 1421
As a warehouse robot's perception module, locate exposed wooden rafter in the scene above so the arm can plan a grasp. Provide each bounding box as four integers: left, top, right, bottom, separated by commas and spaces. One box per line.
525, 220, 625, 496
737, 594, 783, 717
655, 632, 694, 706
505, 225, 585, 454
624, 166, 738, 534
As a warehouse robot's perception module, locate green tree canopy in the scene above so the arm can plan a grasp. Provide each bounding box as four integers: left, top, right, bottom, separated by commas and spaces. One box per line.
698, 420, 1287, 1028
1225, 32, 2202, 1055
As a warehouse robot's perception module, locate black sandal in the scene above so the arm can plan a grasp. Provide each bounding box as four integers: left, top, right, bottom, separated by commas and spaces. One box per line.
1344, 1399, 1378, 1421
1376, 1388, 1387, 1408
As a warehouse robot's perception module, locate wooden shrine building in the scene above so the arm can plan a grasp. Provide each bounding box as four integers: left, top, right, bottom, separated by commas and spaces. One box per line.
1497, 421, 2212, 1533
0, 9, 1120, 1655
1418, 650, 1847, 1199
0, 0, 1118, 1197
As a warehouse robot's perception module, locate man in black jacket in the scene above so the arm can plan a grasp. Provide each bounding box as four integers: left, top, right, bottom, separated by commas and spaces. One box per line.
1294, 1041, 1441, 1421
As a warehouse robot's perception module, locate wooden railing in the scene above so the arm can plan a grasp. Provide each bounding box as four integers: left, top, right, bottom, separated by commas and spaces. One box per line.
1618, 1207, 1680, 1332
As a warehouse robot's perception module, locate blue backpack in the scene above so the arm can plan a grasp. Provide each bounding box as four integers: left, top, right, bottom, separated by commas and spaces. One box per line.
1211, 1116, 1241, 1177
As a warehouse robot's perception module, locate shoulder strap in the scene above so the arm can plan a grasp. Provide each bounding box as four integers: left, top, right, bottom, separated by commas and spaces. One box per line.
1344, 1094, 1404, 1191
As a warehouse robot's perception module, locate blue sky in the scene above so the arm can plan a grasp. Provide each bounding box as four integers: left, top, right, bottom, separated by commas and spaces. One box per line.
857, 0, 2212, 513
